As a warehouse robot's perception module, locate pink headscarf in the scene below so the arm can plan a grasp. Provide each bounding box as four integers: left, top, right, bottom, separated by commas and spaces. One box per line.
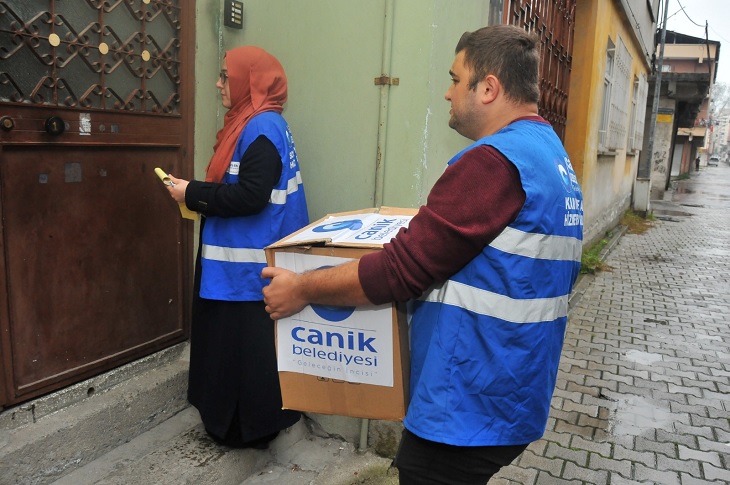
206, 46, 288, 183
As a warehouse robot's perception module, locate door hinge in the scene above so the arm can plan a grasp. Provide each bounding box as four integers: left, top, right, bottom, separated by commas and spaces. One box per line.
374, 75, 399, 86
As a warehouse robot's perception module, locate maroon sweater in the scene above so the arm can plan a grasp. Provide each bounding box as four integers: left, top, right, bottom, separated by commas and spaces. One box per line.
358, 133, 532, 305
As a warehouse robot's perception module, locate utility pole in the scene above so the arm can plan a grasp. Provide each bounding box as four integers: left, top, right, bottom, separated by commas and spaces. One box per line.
634, 0, 669, 215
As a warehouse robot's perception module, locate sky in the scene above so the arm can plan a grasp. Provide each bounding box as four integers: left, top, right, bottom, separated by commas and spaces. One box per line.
663, 0, 730, 85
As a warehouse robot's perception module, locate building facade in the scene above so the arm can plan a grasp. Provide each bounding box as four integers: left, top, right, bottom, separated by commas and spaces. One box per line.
563, 0, 658, 245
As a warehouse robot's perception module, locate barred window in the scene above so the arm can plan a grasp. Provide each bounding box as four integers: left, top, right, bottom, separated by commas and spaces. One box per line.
599, 39, 615, 150
628, 74, 649, 152
599, 36, 633, 152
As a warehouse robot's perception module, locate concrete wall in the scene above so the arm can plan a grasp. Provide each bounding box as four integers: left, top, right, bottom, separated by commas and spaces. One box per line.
194, 0, 493, 223
563, 0, 652, 246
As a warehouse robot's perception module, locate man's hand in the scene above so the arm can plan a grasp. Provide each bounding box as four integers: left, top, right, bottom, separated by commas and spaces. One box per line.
261, 266, 309, 320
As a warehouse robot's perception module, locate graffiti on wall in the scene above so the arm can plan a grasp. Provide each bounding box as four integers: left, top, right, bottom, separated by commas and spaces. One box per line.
652, 151, 667, 174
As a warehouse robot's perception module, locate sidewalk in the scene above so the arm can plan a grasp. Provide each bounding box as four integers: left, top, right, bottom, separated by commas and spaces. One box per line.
492, 164, 730, 484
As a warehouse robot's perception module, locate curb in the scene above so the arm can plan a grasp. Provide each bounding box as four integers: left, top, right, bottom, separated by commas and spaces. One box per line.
568, 223, 628, 312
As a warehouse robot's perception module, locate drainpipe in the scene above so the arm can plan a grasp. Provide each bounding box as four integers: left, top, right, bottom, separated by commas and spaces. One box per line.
373, 0, 396, 208
634, 0, 669, 215
359, 0, 395, 454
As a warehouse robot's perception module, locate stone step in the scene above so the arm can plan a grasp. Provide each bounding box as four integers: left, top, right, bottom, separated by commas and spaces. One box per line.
0, 343, 397, 485
51, 408, 394, 485
0, 344, 191, 485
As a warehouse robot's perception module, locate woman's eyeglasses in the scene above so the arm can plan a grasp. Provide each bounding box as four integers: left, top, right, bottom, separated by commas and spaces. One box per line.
219, 71, 228, 83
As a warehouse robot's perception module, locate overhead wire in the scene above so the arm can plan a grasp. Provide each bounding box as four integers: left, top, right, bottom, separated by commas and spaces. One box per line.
674, 0, 704, 28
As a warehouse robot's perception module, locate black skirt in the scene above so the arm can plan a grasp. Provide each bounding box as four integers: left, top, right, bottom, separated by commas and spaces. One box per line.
187, 252, 300, 445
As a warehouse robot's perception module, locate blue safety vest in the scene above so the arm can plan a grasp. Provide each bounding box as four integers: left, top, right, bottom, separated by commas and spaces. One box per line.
405, 120, 583, 446
200, 112, 308, 301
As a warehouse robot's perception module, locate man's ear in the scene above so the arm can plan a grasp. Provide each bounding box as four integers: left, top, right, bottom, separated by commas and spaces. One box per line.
479, 74, 500, 104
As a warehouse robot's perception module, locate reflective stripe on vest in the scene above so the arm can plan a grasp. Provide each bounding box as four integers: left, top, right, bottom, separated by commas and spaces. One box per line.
201, 245, 267, 264
421, 279, 569, 323
270, 171, 303, 205
490, 226, 582, 262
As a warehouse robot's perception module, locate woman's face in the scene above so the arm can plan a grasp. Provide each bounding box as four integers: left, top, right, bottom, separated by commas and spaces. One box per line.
216, 58, 232, 109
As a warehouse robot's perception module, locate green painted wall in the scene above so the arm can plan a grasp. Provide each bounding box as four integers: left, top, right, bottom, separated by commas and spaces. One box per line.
194, 1, 496, 222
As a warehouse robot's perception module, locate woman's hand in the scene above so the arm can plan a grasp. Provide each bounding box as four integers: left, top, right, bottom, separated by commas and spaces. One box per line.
167, 174, 189, 203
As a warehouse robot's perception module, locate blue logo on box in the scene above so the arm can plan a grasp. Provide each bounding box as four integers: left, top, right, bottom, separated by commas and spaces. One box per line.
309, 265, 356, 321
312, 219, 363, 232
310, 304, 356, 322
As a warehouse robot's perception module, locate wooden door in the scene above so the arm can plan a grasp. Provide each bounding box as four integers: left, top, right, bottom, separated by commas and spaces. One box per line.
0, 0, 195, 406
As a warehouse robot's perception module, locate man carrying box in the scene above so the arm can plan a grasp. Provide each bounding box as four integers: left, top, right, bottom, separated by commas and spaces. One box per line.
262, 24, 583, 484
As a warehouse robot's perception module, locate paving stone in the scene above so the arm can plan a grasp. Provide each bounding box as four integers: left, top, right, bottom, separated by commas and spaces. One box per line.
633, 462, 681, 484
564, 381, 602, 397
635, 436, 678, 457
678, 445, 722, 468
656, 428, 698, 448
569, 435, 612, 457
588, 452, 632, 478
690, 415, 730, 431
549, 409, 581, 425
561, 399, 600, 417
540, 429, 572, 448
553, 420, 595, 438
679, 473, 727, 485
609, 472, 653, 485
686, 395, 727, 410
669, 402, 710, 417
612, 443, 657, 467
674, 423, 716, 440
683, 379, 719, 393
702, 462, 730, 482
650, 389, 690, 404
513, 449, 564, 477
705, 406, 730, 420
657, 454, 703, 478
560, 462, 609, 483
544, 442, 588, 467
584, 376, 619, 392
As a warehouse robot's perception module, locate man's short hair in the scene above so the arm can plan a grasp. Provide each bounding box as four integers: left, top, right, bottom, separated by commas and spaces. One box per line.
456, 25, 540, 104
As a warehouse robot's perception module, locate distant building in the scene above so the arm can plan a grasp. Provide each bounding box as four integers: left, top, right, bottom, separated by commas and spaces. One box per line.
644, 30, 719, 198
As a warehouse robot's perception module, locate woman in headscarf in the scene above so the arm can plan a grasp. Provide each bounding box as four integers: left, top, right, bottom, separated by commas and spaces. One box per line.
167, 46, 308, 448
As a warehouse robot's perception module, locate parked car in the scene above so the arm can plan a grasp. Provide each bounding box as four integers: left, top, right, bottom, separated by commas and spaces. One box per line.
708, 156, 719, 166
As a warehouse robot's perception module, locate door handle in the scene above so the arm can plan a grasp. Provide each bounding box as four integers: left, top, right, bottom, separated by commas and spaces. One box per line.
0, 116, 14, 132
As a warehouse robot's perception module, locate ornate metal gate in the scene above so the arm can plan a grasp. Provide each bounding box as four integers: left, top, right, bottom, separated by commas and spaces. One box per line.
0, 0, 194, 406
1, 0, 182, 113
505, 0, 576, 141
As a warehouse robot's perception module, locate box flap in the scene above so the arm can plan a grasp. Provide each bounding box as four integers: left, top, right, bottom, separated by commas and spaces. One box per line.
267, 206, 417, 250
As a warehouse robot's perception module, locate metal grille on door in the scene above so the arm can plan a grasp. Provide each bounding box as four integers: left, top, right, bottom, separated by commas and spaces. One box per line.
0, 0, 180, 114
506, 0, 576, 141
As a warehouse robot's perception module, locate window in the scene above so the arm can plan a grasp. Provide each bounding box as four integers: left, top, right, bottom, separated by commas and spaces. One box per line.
599, 36, 633, 152
628, 73, 649, 152
598, 39, 615, 150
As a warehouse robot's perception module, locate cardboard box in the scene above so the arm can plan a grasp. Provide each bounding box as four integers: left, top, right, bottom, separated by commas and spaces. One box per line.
265, 207, 417, 421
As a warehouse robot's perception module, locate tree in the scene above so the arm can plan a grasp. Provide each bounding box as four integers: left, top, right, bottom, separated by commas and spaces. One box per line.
710, 82, 730, 118
709, 82, 729, 158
